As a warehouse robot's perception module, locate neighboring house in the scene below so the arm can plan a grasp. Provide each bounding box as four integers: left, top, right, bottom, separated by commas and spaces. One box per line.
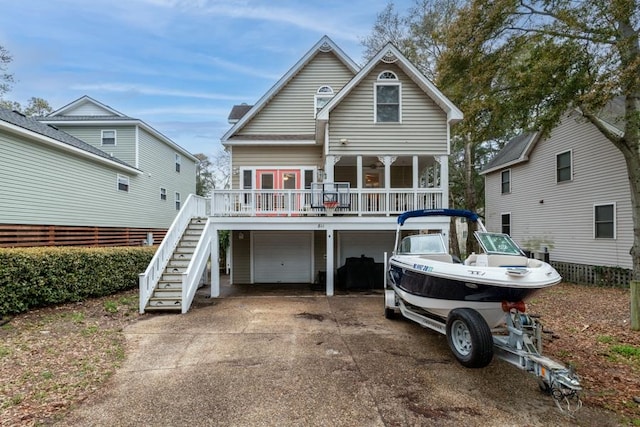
0, 96, 197, 247
481, 101, 632, 284
206, 36, 463, 295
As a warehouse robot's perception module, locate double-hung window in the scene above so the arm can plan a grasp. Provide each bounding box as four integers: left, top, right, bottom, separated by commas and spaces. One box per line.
501, 213, 511, 235
594, 203, 615, 238
175, 154, 181, 173
175, 192, 181, 210
375, 71, 400, 123
160, 187, 167, 201
556, 150, 572, 182
501, 170, 511, 194
102, 130, 116, 145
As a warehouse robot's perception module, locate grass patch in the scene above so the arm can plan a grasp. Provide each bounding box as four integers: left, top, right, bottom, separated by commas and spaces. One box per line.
610, 344, 640, 360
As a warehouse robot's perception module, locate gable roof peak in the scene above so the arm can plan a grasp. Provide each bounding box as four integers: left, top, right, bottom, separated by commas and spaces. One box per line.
48, 95, 126, 118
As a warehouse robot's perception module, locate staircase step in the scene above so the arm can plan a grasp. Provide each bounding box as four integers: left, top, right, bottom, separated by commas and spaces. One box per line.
154, 289, 182, 298
175, 245, 196, 252
145, 304, 182, 312
157, 281, 182, 289
165, 265, 186, 273
160, 273, 183, 282
168, 260, 190, 268
178, 241, 198, 248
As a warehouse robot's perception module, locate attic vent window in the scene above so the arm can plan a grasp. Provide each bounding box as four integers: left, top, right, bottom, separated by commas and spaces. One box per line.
315, 85, 334, 118
102, 130, 116, 145
375, 71, 401, 123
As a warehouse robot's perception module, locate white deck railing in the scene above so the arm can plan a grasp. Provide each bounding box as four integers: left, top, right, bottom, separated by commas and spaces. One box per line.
210, 188, 443, 216
180, 218, 213, 313
139, 194, 208, 313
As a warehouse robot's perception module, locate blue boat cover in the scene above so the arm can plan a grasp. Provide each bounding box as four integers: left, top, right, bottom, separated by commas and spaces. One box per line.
397, 209, 480, 225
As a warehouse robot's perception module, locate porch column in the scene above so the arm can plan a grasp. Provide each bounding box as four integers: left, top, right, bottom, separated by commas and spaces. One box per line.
438, 155, 449, 209
412, 156, 419, 209
324, 155, 341, 182
379, 156, 397, 215
356, 156, 363, 216
210, 227, 220, 297
326, 228, 334, 296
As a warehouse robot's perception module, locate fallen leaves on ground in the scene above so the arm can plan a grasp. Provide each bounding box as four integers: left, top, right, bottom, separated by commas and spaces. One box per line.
528, 283, 640, 423
0, 283, 638, 425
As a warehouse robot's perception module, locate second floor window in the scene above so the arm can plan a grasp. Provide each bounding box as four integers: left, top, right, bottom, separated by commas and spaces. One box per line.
175, 192, 181, 210
175, 154, 181, 173
375, 71, 400, 123
102, 130, 116, 145
315, 85, 334, 117
556, 150, 572, 182
160, 187, 167, 200
501, 170, 511, 194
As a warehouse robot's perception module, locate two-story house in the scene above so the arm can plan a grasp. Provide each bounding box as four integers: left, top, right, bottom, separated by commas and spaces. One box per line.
0, 96, 197, 247
481, 100, 633, 284
138, 36, 462, 313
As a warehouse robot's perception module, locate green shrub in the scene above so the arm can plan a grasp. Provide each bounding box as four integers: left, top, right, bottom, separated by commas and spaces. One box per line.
0, 246, 156, 316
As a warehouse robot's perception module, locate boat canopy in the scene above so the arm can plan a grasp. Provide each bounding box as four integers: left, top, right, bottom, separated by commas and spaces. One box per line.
397, 209, 480, 226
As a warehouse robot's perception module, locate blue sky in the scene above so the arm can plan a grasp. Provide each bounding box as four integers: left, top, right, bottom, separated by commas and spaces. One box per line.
0, 0, 413, 158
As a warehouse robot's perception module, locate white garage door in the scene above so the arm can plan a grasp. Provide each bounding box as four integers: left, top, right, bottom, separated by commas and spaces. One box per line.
253, 232, 312, 283
339, 231, 395, 265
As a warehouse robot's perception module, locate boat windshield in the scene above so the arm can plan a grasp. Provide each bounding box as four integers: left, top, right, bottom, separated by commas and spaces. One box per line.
474, 232, 523, 255
398, 234, 447, 254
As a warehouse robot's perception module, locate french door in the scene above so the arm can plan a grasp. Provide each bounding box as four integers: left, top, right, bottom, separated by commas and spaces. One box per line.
255, 169, 300, 213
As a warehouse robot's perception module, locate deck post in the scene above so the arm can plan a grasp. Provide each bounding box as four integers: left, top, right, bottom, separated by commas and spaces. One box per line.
210, 227, 220, 298
326, 228, 334, 296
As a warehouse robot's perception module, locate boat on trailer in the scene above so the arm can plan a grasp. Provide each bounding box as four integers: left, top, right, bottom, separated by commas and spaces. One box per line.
387, 208, 560, 329
384, 209, 582, 414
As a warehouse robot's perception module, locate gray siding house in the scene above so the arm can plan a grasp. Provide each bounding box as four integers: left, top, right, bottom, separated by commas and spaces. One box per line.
0, 96, 197, 246
481, 105, 632, 282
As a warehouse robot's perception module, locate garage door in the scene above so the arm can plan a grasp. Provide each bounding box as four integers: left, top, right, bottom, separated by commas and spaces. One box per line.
339, 231, 395, 265
253, 232, 312, 283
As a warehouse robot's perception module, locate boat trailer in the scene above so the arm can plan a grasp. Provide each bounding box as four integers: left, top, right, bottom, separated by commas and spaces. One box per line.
384, 283, 582, 415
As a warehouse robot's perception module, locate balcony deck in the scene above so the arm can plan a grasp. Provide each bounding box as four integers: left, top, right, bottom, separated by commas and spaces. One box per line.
210, 188, 443, 217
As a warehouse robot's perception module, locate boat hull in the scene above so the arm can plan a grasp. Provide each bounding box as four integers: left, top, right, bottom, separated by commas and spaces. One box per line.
388, 256, 560, 328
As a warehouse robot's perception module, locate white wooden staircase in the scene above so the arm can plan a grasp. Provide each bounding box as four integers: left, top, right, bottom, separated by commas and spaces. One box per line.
145, 218, 206, 312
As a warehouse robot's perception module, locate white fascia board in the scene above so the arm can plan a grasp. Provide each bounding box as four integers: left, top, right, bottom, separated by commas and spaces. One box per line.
48, 95, 125, 117
317, 43, 463, 124
223, 139, 317, 146
480, 157, 528, 175
222, 36, 359, 142
40, 118, 198, 161
1, 121, 142, 175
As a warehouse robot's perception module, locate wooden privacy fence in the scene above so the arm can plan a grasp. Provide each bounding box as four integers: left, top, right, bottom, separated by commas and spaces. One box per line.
552, 261, 632, 288
0, 224, 167, 248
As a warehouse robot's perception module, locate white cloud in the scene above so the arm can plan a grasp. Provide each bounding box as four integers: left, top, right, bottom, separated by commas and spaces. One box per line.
70, 83, 249, 101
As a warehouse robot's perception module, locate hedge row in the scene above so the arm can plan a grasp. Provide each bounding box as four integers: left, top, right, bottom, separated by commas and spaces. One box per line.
0, 246, 156, 316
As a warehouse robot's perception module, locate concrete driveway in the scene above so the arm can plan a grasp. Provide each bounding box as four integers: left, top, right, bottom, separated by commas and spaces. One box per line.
59, 284, 615, 426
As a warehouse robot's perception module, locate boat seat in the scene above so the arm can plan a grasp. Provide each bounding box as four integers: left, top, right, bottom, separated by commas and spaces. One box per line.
418, 253, 454, 263
487, 255, 529, 267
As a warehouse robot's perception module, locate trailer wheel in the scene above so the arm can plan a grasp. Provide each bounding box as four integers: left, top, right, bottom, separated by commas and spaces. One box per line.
446, 308, 494, 368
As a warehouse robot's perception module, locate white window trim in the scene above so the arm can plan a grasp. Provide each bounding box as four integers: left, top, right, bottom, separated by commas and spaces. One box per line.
501, 169, 511, 194
101, 129, 117, 146
556, 149, 573, 183
160, 187, 167, 201
314, 85, 334, 118
175, 153, 181, 173
117, 174, 129, 192
593, 202, 616, 239
374, 71, 402, 124
175, 192, 181, 210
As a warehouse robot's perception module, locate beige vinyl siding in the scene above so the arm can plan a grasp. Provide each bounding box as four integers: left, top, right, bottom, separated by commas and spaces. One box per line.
0, 132, 149, 227
232, 230, 251, 283
54, 125, 137, 165
231, 145, 322, 188
137, 128, 197, 226
66, 103, 112, 116
484, 113, 632, 269
239, 51, 354, 135
328, 63, 448, 155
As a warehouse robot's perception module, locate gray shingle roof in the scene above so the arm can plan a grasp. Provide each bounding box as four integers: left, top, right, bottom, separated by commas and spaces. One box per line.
227, 104, 253, 123
0, 108, 135, 169
482, 132, 538, 173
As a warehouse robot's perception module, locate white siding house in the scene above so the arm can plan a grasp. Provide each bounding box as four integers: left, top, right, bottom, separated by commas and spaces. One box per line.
481, 106, 633, 284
